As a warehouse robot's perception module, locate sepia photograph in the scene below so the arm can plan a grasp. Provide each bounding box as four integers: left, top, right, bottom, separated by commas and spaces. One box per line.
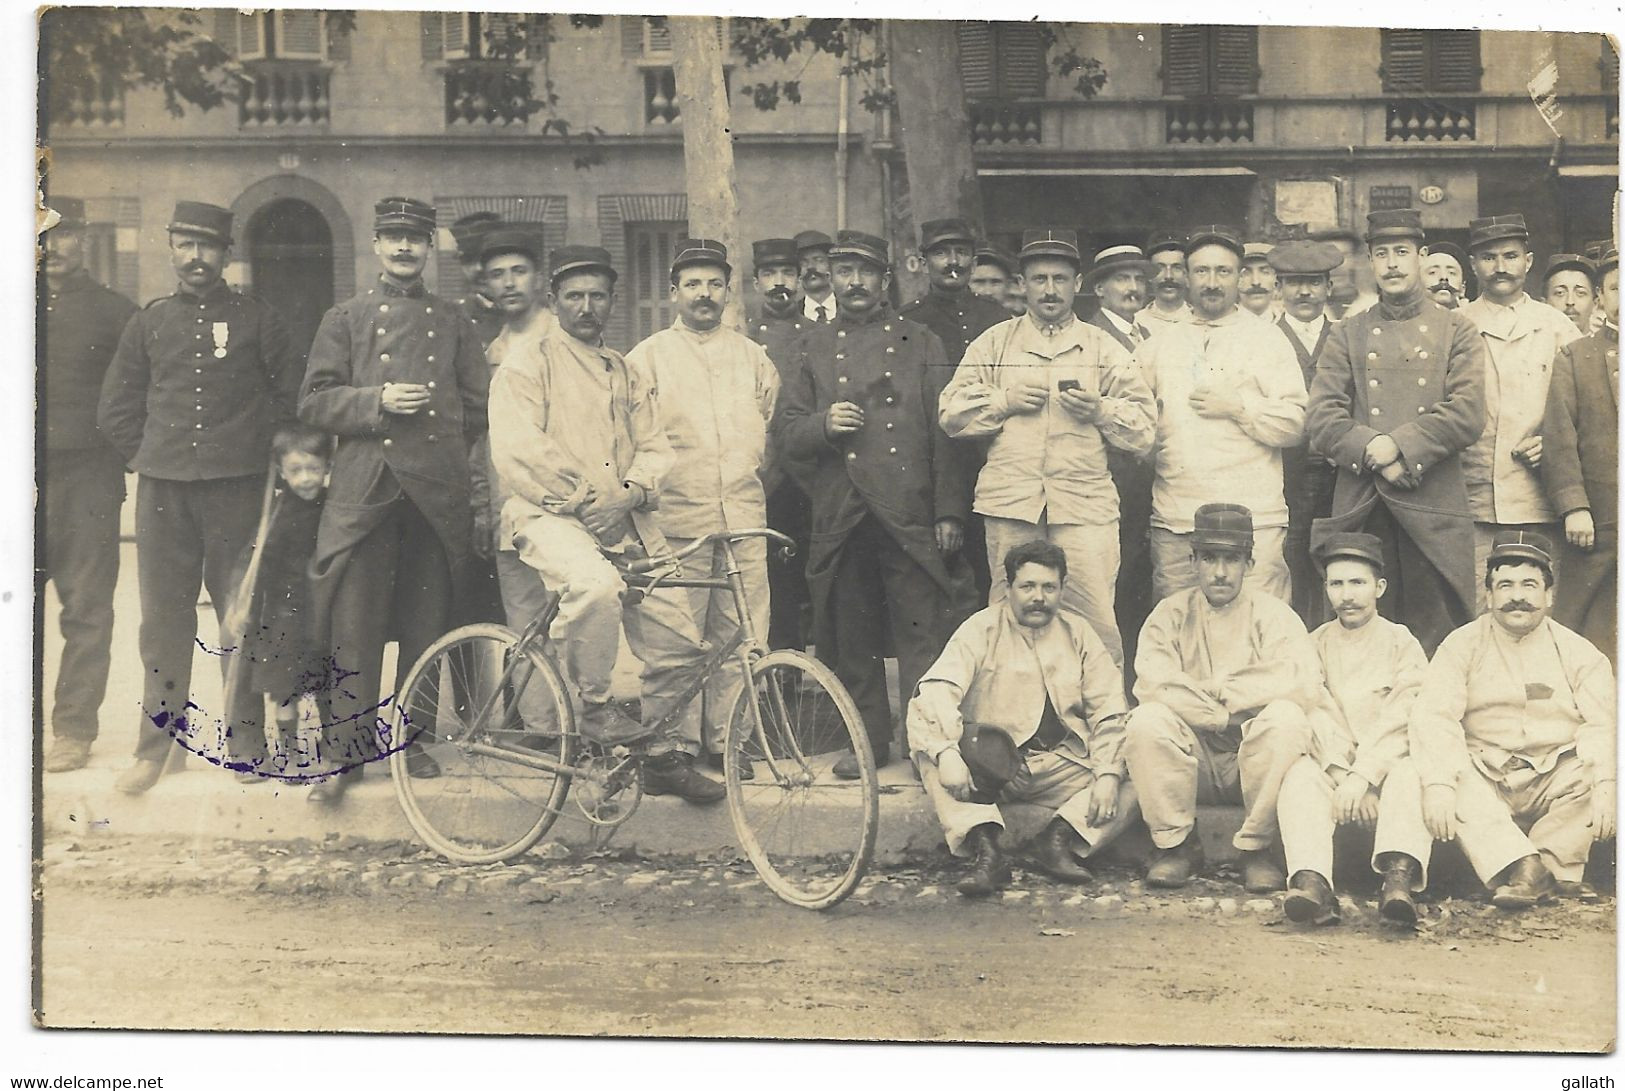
24, 0, 1622, 1078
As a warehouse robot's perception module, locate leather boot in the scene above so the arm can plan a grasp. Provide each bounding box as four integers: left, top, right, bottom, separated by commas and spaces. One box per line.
1146, 821, 1206, 888
1491, 854, 1556, 911
1377, 852, 1420, 924
114, 758, 165, 796
1283, 869, 1340, 925
1031, 818, 1093, 884
44, 738, 93, 773
642, 751, 726, 804
956, 824, 1011, 897
834, 741, 887, 781
1241, 848, 1287, 894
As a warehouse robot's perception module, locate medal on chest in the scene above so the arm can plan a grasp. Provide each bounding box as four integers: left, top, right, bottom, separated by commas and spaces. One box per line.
212, 321, 229, 359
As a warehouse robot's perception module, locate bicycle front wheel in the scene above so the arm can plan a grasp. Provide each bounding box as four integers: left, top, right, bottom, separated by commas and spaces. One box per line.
391, 623, 576, 865
724, 650, 877, 910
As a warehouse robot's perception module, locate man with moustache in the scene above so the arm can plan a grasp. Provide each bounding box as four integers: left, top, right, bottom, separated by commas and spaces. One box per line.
490, 245, 722, 802
98, 201, 301, 793
903, 218, 1010, 367
1134, 225, 1307, 604
1306, 209, 1486, 655
908, 541, 1138, 896
1542, 246, 1618, 664
449, 210, 506, 348
627, 241, 779, 779
746, 238, 813, 651
1460, 214, 1581, 606
298, 197, 489, 803
795, 230, 836, 324
1542, 253, 1599, 338
969, 245, 1023, 317
1122, 503, 1323, 892
1313, 227, 1379, 319
1275, 533, 1427, 925
1422, 241, 1471, 310
942, 231, 1156, 667
1371, 532, 1615, 912
41, 197, 138, 773
1140, 230, 1192, 331
1239, 242, 1281, 321
776, 231, 971, 777
1270, 240, 1345, 625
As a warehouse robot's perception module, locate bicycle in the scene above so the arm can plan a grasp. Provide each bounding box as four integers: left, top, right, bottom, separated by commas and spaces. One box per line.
387, 527, 879, 910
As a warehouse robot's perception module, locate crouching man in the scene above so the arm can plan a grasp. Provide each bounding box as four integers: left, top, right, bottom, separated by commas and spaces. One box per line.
1371, 531, 1616, 916
1123, 503, 1323, 892
1276, 533, 1427, 925
908, 540, 1138, 897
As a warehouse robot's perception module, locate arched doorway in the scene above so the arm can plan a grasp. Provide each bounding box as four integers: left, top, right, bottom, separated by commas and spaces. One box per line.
248, 198, 334, 360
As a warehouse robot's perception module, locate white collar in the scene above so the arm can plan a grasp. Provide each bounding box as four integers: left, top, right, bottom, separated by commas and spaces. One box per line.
1100, 307, 1137, 337
802, 294, 833, 322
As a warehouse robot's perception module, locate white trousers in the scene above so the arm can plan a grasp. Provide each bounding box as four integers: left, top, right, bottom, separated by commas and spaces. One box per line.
665, 534, 769, 755
920, 748, 1140, 857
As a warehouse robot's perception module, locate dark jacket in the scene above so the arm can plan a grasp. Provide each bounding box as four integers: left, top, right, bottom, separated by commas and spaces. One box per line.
44, 270, 137, 452
901, 288, 1009, 365
1543, 324, 1618, 529
98, 280, 300, 478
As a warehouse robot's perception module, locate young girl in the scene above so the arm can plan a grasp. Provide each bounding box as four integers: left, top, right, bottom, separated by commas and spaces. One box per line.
228, 424, 333, 779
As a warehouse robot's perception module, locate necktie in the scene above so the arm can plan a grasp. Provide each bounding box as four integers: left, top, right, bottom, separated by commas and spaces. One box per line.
1134, 323, 1149, 343
817, 304, 828, 323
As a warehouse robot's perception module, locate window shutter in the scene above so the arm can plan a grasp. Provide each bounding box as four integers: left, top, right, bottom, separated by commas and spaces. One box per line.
443, 13, 472, 59
1381, 29, 1429, 92
644, 16, 673, 54
213, 9, 239, 56
1163, 26, 1209, 95
237, 12, 266, 62
327, 15, 351, 62
999, 24, 1047, 98
484, 12, 525, 60
1604, 37, 1620, 90
621, 15, 643, 56
1430, 30, 1481, 92
421, 12, 444, 60
958, 23, 996, 99
278, 11, 325, 60
1211, 26, 1257, 95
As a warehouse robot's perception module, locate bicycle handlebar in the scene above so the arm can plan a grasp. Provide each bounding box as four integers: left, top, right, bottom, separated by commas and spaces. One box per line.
624, 527, 796, 575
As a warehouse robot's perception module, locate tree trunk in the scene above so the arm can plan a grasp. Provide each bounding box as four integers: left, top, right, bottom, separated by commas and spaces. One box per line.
669, 17, 745, 331
887, 19, 985, 304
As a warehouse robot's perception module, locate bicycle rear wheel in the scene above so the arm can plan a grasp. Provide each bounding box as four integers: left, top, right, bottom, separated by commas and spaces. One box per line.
724, 650, 877, 910
391, 623, 576, 864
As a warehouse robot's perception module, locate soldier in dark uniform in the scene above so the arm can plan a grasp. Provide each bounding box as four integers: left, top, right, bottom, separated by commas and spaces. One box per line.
299, 197, 488, 803
795, 230, 836, 324
450, 210, 506, 349
1269, 239, 1345, 626
747, 238, 812, 650
98, 201, 301, 793
41, 197, 138, 772
775, 230, 973, 777
1306, 209, 1488, 655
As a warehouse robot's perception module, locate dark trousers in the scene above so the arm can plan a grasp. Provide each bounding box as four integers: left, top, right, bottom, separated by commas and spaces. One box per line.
322, 494, 451, 770
1109, 448, 1155, 689
43, 448, 125, 742
134, 474, 265, 761
1285, 459, 1337, 628
827, 516, 955, 756
1365, 502, 1470, 657
766, 481, 811, 650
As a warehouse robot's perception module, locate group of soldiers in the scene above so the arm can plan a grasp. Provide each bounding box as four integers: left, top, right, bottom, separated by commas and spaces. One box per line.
40, 189, 1619, 920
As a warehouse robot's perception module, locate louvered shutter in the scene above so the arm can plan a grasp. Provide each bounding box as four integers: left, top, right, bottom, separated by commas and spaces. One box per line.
621, 15, 644, 56
999, 24, 1047, 97
278, 11, 325, 60
1604, 37, 1620, 89
214, 9, 239, 56
1381, 29, 1429, 92
484, 12, 524, 59
327, 16, 351, 62
1211, 26, 1257, 94
1163, 25, 1208, 95
237, 12, 266, 61
421, 12, 444, 59
958, 23, 996, 99
645, 16, 673, 54
443, 13, 471, 59
1431, 30, 1481, 92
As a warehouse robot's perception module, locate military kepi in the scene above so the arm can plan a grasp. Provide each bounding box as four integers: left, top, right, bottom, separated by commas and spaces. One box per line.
1146, 229, 1186, 258
829, 230, 889, 269
1542, 253, 1598, 286
450, 210, 500, 259
753, 238, 799, 268
50, 196, 87, 231
672, 238, 731, 278
1469, 213, 1530, 250
1365, 208, 1425, 244
1186, 224, 1245, 260
167, 201, 234, 246
919, 217, 976, 253
1488, 529, 1555, 575
477, 224, 543, 266
549, 244, 617, 283
1314, 531, 1385, 574
793, 230, 833, 255
1268, 240, 1344, 276
1191, 502, 1254, 552
374, 196, 436, 237
1019, 228, 1081, 266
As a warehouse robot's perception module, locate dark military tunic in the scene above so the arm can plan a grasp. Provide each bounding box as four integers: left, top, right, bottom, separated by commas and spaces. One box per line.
456, 291, 507, 350
1279, 315, 1339, 627
1306, 290, 1487, 654
775, 305, 973, 752
749, 305, 814, 649
42, 269, 136, 743
1543, 323, 1619, 662
98, 279, 301, 761
902, 287, 1009, 366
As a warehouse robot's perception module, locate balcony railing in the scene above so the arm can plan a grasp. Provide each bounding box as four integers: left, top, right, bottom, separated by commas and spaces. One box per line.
239, 64, 331, 128
444, 62, 536, 127
969, 102, 1042, 146
1165, 102, 1254, 144
1385, 99, 1476, 142
55, 75, 125, 128
644, 68, 681, 126
1608, 96, 1619, 141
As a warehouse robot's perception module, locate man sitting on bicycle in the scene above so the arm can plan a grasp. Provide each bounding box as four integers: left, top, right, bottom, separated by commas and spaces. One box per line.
488, 245, 724, 804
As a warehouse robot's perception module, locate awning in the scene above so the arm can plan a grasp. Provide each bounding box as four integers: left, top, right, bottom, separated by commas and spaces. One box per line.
1557, 164, 1620, 177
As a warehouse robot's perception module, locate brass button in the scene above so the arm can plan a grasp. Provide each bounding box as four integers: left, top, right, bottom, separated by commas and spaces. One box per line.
1418, 406, 1427, 414
1371, 407, 1382, 416
837, 330, 847, 338
885, 347, 895, 355
377, 328, 387, 336
888, 446, 897, 454
835, 353, 845, 361
884, 371, 893, 379
1418, 351, 1429, 360
1419, 325, 1428, 333
1417, 377, 1427, 386
427, 356, 435, 363
427, 409, 436, 418
885, 421, 895, 430
425, 307, 433, 315
846, 451, 856, 461
380, 304, 390, 313
1368, 352, 1378, 361
427, 331, 435, 339
427, 381, 436, 390
1369, 379, 1379, 388
383, 438, 393, 447
380, 353, 390, 362
838, 376, 848, 384
885, 397, 895, 405
1372, 327, 1382, 336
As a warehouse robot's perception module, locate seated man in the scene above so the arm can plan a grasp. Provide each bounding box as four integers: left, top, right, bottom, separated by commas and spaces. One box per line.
1122, 503, 1323, 893
908, 540, 1136, 897
1371, 531, 1616, 915
488, 245, 722, 804
1276, 533, 1427, 925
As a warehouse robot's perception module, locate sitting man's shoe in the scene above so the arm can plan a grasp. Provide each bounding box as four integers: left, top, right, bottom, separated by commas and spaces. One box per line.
1030, 818, 1094, 885
306, 771, 353, 806
1283, 869, 1340, 925
1377, 852, 1421, 924
404, 742, 442, 780
834, 742, 887, 781
1491, 853, 1556, 910
1146, 823, 1206, 888
704, 749, 755, 782
114, 758, 166, 796
956, 823, 1012, 897
579, 701, 654, 746
642, 751, 726, 804
1240, 849, 1287, 894
44, 738, 93, 773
